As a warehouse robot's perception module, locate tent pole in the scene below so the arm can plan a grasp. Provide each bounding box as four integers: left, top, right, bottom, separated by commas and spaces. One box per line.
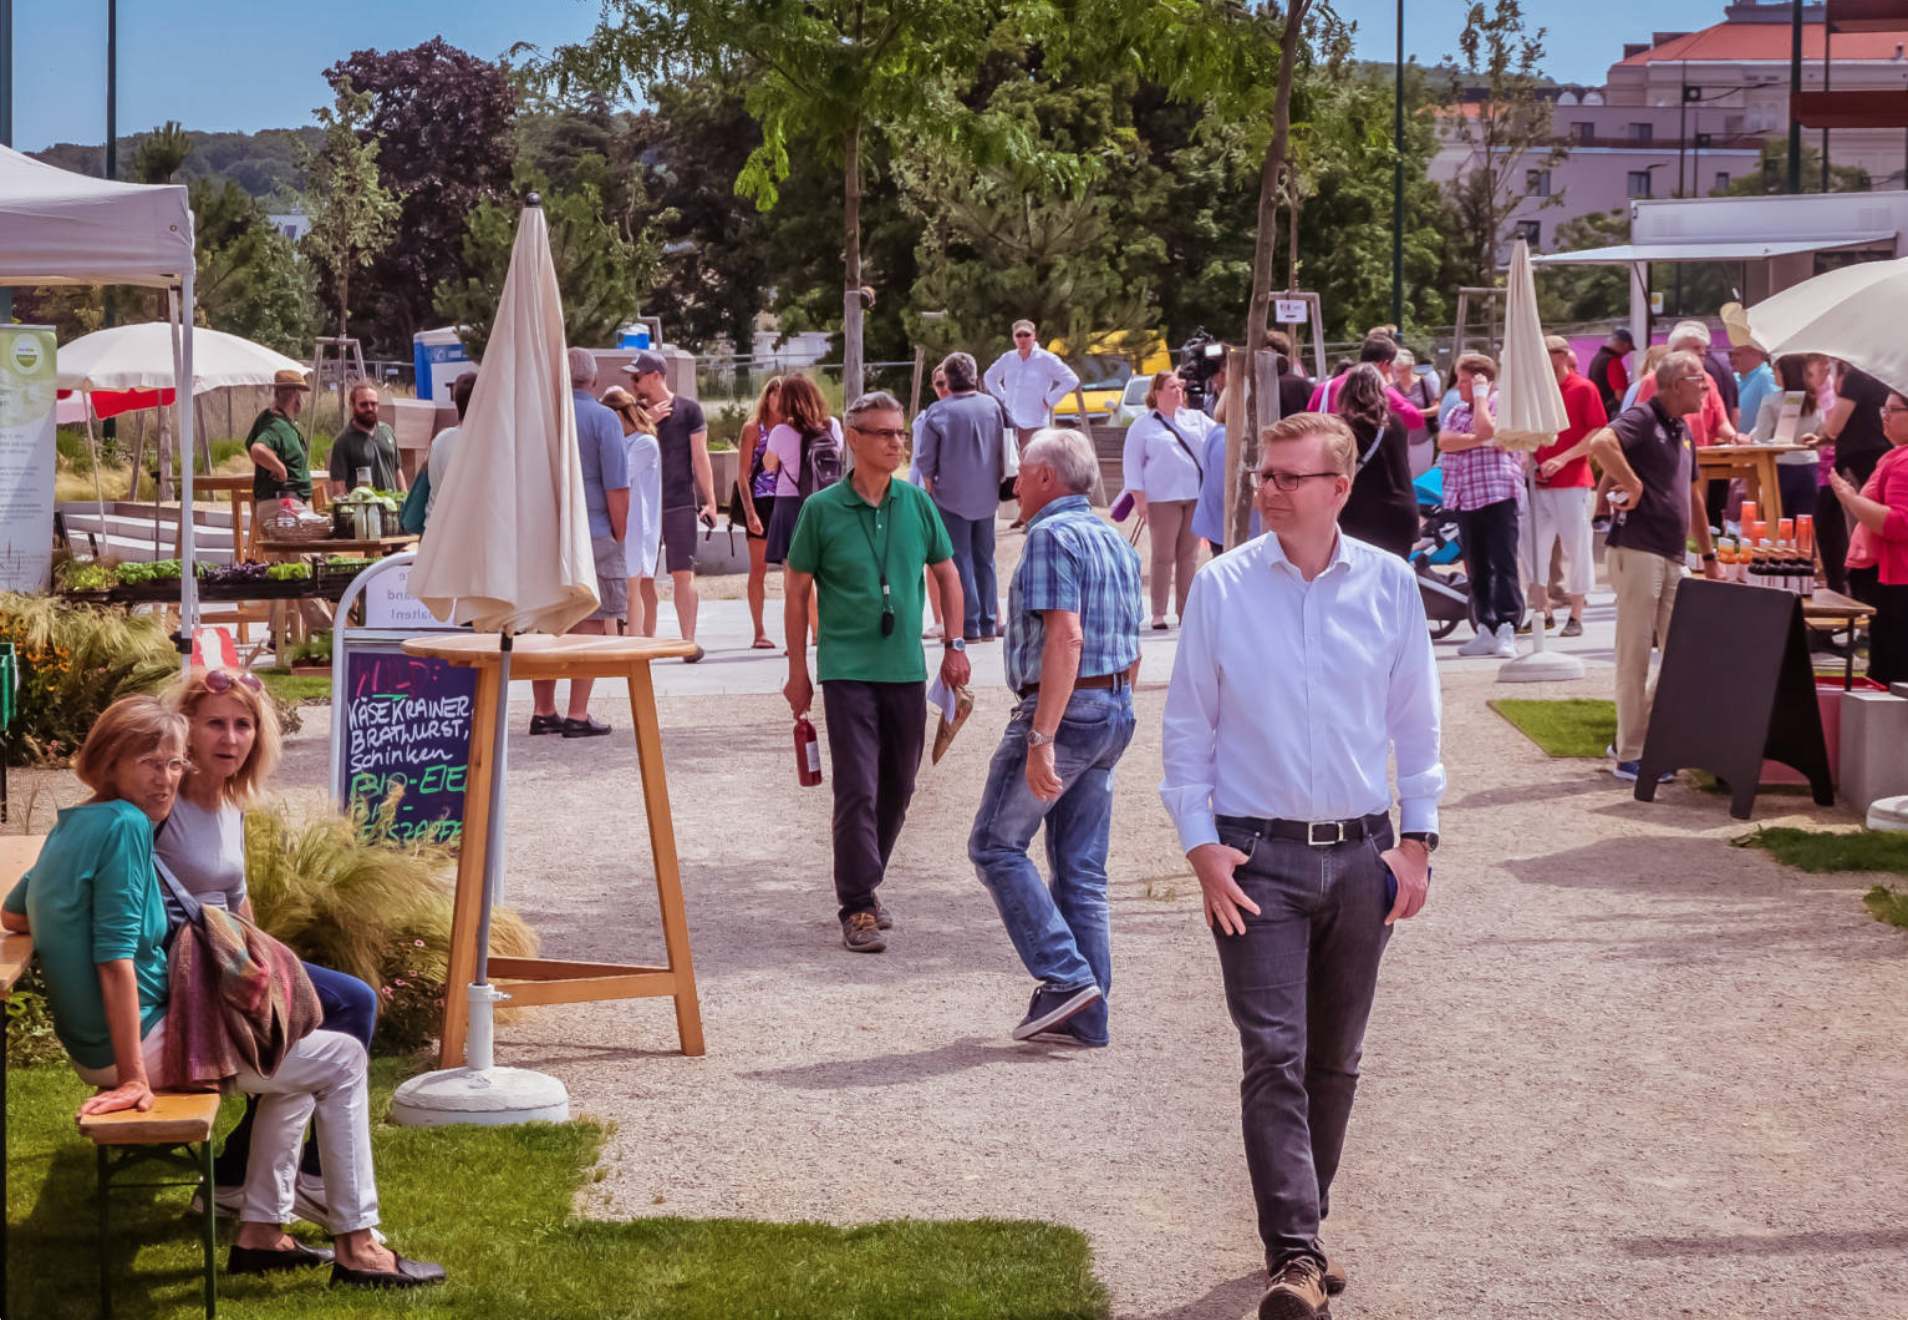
82, 394, 107, 531
176, 273, 198, 649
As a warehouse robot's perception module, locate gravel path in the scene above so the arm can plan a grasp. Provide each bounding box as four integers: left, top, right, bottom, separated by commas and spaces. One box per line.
13, 604, 1904, 1317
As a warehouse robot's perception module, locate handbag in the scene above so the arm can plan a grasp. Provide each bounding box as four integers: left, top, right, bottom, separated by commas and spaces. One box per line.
1155, 411, 1205, 483
996, 399, 1021, 502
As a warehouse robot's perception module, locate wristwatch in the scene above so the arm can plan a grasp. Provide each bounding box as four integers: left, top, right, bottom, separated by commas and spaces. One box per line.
943, 637, 967, 652
1401, 831, 1439, 853
1027, 728, 1056, 749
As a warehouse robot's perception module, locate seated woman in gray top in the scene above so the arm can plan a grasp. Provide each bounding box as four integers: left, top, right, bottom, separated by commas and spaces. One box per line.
158, 669, 389, 1255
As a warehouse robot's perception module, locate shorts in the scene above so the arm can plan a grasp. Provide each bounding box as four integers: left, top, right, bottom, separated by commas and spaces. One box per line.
1518, 485, 1595, 598
661, 505, 699, 574
766, 494, 806, 566
590, 534, 629, 621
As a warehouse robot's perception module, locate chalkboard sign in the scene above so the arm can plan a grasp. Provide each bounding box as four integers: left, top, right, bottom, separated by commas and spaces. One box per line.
1636, 579, 1833, 819
336, 647, 478, 844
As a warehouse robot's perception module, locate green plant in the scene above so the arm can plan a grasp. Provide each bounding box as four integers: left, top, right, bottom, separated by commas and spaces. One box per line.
115, 559, 182, 584
266, 562, 312, 581
287, 630, 333, 666
53, 559, 116, 593
0, 594, 180, 764
3, 964, 67, 1067
243, 797, 538, 1055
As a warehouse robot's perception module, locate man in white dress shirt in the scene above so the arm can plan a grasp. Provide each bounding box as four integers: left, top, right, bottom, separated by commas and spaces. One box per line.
1160, 410, 1444, 1320
984, 319, 1081, 448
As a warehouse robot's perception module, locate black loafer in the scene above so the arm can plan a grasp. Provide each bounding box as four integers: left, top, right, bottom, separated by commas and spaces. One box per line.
561, 715, 612, 738
228, 1240, 336, 1275
528, 713, 564, 736
330, 1253, 448, 1290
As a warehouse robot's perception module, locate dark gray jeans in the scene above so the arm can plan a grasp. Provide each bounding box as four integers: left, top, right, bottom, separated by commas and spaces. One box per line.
1211, 817, 1394, 1271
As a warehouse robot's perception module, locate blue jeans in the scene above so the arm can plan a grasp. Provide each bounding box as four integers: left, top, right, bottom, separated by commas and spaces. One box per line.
968, 688, 1136, 1045
214, 962, 379, 1183
1211, 819, 1394, 1271
938, 507, 998, 638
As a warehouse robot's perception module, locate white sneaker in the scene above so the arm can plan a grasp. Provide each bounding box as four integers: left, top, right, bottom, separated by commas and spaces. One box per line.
1491, 623, 1518, 659
1456, 628, 1498, 657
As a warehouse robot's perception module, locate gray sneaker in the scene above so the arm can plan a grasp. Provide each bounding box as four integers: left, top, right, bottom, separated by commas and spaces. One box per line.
1011, 984, 1103, 1041
841, 911, 886, 953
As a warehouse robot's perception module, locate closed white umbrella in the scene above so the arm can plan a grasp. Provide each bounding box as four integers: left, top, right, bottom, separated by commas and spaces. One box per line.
1733, 256, 1908, 396
1497, 237, 1581, 683
393, 197, 581, 1127
409, 202, 598, 634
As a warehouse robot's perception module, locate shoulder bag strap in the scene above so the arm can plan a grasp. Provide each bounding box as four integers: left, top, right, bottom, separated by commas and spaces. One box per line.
1153, 411, 1205, 483
152, 851, 204, 939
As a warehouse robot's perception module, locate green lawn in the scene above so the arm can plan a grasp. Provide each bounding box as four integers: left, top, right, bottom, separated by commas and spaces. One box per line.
257, 672, 332, 706
7, 1061, 1106, 1319
1738, 827, 1908, 931
1487, 698, 1615, 759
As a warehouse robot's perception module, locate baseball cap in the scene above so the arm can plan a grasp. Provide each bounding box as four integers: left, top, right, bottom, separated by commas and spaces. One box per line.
1610, 327, 1635, 345
622, 349, 668, 379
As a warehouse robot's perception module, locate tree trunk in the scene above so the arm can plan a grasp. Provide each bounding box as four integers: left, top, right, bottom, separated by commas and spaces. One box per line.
842, 118, 865, 403
1235, 0, 1311, 546
338, 268, 351, 342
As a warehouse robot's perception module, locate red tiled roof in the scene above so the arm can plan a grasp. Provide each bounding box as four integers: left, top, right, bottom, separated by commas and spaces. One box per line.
1623, 20, 1908, 63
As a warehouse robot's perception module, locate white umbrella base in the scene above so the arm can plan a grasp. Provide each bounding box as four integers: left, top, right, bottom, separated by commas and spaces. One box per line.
1496, 650, 1587, 683
389, 1065, 571, 1128
1865, 795, 1908, 833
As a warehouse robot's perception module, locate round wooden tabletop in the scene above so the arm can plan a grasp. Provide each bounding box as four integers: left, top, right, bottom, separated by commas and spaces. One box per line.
402, 631, 702, 671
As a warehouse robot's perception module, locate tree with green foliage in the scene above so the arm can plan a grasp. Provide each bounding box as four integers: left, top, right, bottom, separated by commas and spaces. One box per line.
1441, 0, 1563, 289
433, 170, 666, 360
132, 121, 191, 184
534, 0, 1022, 399
1723, 140, 1871, 196
1535, 208, 1628, 326
190, 180, 318, 357
300, 82, 400, 343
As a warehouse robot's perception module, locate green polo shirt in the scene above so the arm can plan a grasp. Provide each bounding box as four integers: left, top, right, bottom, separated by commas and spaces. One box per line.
786, 476, 953, 683
248, 408, 311, 502
4, 801, 170, 1070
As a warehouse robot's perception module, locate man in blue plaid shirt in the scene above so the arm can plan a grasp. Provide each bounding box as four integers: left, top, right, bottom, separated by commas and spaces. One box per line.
968, 428, 1144, 1046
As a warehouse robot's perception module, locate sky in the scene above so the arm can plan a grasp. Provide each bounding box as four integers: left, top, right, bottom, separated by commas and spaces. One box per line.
5, 0, 1731, 152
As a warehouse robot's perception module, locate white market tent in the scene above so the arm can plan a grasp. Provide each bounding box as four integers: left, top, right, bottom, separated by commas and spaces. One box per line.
0, 144, 202, 637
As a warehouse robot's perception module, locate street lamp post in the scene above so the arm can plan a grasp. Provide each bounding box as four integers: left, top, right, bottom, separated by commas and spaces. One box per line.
1786, 0, 1803, 192
1391, 0, 1405, 329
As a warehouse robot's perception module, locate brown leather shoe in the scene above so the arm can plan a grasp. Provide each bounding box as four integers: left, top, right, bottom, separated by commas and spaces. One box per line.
841, 911, 886, 953
1259, 1256, 1328, 1319
1322, 1255, 1347, 1295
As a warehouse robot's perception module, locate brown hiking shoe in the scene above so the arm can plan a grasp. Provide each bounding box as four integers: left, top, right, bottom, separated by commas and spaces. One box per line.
1259, 1256, 1328, 1320
1322, 1255, 1346, 1296
841, 911, 886, 953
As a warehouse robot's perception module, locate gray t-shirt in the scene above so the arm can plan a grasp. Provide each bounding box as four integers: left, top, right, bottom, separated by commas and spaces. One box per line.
154, 796, 246, 912
918, 391, 1007, 522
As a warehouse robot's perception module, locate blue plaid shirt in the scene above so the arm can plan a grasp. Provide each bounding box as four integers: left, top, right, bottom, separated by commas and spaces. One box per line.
1005, 495, 1144, 692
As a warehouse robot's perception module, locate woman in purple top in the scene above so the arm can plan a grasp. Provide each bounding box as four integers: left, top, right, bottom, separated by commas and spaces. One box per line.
736, 376, 784, 649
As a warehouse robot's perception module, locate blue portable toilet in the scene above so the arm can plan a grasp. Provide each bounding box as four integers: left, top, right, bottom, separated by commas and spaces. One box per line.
412, 327, 471, 401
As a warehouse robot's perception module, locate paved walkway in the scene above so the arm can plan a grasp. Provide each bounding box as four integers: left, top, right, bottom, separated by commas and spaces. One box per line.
256, 579, 1908, 1318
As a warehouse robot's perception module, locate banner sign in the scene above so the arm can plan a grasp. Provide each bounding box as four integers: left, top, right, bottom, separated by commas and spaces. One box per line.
0, 327, 59, 592
337, 647, 478, 845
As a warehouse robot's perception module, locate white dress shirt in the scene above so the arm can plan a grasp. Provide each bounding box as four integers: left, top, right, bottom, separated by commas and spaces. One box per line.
1159, 530, 1445, 852
1122, 408, 1214, 503
984, 347, 1080, 429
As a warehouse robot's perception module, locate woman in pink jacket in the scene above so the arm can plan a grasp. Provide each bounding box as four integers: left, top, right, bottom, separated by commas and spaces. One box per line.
1828, 387, 1908, 684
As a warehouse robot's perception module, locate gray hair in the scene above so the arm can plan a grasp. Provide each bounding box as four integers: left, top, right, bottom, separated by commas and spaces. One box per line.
1667, 320, 1711, 351
1393, 348, 1415, 369
565, 346, 598, 388
843, 390, 903, 428
1655, 349, 1706, 391
939, 351, 979, 392
1020, 427, 1098, 494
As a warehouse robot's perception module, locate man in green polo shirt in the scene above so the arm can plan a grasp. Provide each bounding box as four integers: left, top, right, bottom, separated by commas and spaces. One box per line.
785, 389, 970, 954
248, 368, 313, 504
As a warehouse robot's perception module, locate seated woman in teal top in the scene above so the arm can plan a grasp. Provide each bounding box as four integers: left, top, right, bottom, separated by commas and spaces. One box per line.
0, 695, 446, 1291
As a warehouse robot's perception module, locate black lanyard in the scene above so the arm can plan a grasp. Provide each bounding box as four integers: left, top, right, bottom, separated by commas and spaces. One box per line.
856, 497, 896, 637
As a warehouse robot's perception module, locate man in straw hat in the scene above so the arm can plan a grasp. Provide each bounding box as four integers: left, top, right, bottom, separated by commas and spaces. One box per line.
968, 427, 1141, 1048
248, 368, 314, 505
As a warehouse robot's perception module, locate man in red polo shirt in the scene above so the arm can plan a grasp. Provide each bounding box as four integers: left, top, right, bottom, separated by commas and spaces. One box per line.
1520, 336, 1607, 637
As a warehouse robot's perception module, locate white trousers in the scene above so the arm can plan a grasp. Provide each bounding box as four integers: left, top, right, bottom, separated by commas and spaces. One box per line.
1518, 485, 1596, 599
75, 1021, 381, 1233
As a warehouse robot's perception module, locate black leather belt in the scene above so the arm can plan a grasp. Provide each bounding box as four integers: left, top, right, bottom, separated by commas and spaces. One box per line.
1016, 673, 1130, 701
1215, 811, 1391, 848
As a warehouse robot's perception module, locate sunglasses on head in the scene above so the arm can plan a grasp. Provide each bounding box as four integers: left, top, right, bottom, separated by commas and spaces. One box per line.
203, 669, 263, 695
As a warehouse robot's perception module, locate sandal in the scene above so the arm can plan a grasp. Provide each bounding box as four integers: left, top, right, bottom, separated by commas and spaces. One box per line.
751, 637, 776, 650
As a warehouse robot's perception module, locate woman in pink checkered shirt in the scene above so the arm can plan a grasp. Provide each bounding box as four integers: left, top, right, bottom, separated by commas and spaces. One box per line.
1438, 351, 1526, 658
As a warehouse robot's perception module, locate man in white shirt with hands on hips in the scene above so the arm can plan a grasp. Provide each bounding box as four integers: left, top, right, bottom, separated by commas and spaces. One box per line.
984, 319, 1081, 449
1159, 410, 1444, 1320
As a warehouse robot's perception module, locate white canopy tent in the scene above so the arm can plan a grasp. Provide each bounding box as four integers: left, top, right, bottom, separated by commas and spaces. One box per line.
0, 144, 201, 638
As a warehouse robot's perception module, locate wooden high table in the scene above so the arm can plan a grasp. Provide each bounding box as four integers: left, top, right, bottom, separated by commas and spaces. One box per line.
1694, 444, 1808, 524
401, 633, 706, 1068
1803, 588, 1877, 691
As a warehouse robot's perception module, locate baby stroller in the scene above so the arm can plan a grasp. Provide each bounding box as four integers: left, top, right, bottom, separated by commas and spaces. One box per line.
1410, 468, 1471, 641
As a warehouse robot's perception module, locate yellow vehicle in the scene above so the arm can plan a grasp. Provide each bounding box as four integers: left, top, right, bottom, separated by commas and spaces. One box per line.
1048, 331, 1172, 425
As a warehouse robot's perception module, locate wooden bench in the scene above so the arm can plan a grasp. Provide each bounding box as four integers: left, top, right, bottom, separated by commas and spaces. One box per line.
0, 835, 220, 1318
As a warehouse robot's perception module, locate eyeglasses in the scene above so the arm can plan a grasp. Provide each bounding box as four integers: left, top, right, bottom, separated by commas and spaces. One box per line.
851, 426, 909, 441
1249, 470, 1343, 493
1013, 332, 1034, 340
203, 669, 262, 695
137, 756, 189, 776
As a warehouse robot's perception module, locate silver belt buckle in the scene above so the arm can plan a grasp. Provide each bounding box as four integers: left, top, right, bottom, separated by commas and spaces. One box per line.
1307, 820, 1345, 848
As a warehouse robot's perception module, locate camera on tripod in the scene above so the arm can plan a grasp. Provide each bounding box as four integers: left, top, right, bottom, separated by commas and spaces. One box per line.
1175, 330, 1227, 414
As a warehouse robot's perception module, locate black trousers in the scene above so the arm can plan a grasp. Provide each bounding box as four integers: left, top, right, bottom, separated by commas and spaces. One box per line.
821, 679, 926, 921
1817, 495, 1852, 596
1455, 498, 1525, 632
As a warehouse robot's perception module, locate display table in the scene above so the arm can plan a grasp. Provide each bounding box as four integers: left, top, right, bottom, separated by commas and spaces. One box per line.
1694, 444, 1807, 524
258, 534, 418, 657
1804, 588, 1877, 691
401, 632, 706, 1068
